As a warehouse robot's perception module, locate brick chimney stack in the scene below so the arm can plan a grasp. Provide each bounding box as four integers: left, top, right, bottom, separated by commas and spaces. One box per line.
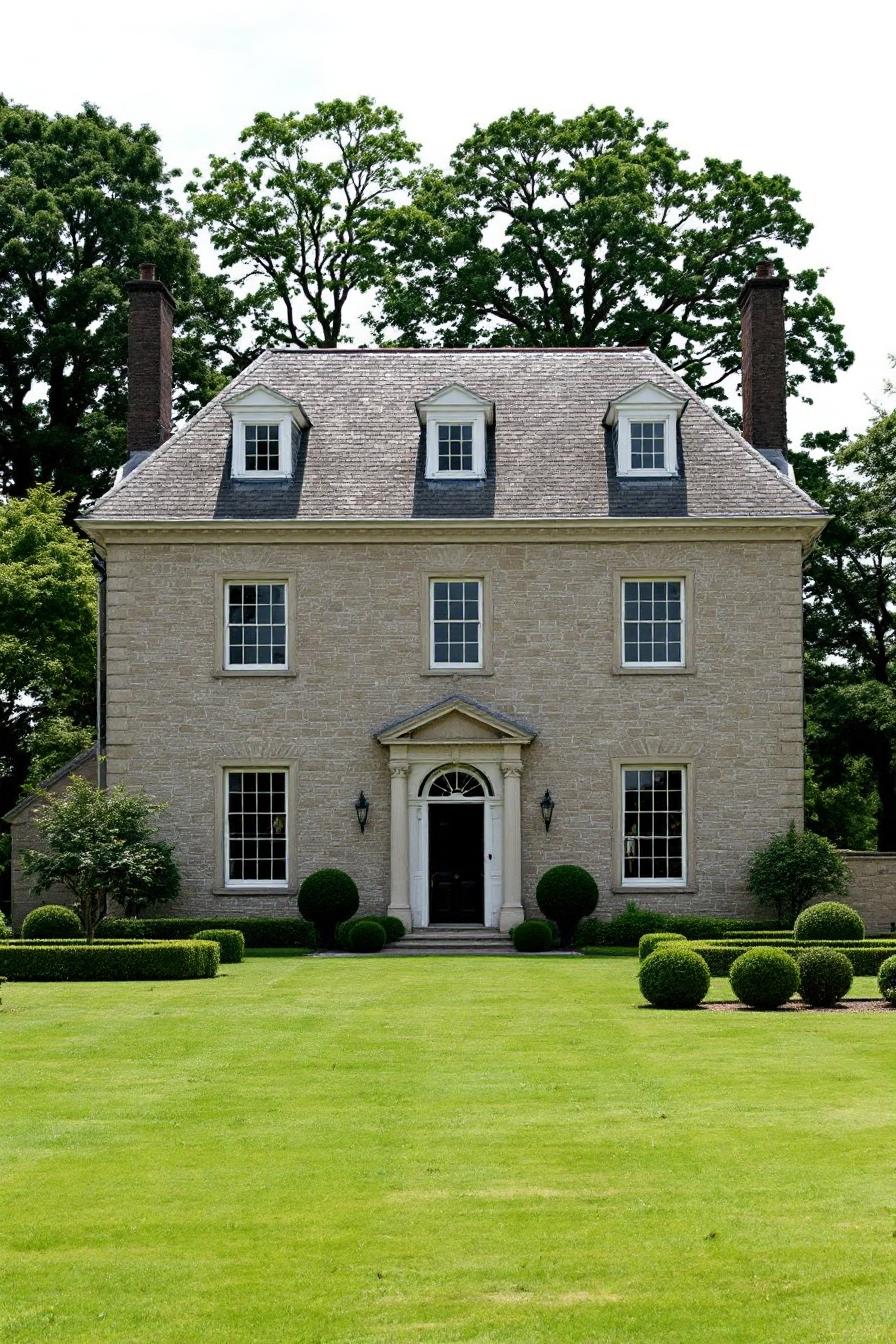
739, 259, 788, 467
125, 262, 175, 467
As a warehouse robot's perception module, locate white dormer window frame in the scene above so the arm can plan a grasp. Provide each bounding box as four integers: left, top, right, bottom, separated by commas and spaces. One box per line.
604, 382, 687, 479
223, 384, 311, 482
416, 383, 494, 481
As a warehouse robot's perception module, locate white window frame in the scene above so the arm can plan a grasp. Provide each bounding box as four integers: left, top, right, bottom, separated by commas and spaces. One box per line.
617, 408, 679, 477
425, 411, 486, 480
224, 580, 289, 672
224, 766, 289, 891
620, 764, 688, 889
620, 576, 686, 669
429, 577, 484, 670
231, 413, 292, 480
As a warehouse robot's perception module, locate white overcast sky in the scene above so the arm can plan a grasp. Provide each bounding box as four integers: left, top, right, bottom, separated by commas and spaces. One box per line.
2, 0, 893, 444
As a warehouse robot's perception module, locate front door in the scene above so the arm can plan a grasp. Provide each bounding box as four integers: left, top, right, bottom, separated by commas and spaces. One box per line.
428, 803, 484, 923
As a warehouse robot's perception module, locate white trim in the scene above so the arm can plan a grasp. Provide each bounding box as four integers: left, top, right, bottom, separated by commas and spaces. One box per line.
425, 411, 487, 480
617, 409, 679, 477
429, 578, 484, 670
223, 766, 290, 891
230, 414, 293, 480
620, 763, 688, 889
223, 579, 289, 672
620, 576, 686, 670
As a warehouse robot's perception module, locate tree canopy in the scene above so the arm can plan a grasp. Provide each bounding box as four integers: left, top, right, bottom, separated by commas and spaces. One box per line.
0, 97, 242, 513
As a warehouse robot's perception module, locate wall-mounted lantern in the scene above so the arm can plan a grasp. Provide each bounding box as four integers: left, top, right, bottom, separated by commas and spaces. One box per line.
539, 789, 555, 832
354, 791, 370, 833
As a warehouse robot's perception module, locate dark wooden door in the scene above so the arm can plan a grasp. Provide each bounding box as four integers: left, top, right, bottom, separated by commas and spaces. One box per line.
428, 803, 484, 924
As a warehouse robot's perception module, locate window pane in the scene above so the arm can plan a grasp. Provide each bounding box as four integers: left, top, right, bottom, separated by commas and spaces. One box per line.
629, 420, 666, 470
622, 767, 685, 883
226, 581, 287, 668
244, 423, 280, 473
227, 770, 288, 883
437, 422, 475, 472
431, 579, 481, 665
622, 579, 683, 665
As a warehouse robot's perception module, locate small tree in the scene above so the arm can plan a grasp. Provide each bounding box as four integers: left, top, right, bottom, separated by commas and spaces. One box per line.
748, 822, 849, 927
22, 778, 179, 940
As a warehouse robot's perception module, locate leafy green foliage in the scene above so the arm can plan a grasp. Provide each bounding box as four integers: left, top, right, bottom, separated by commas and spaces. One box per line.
535, 864, 599, 944
638, 932, 687, 961
377, 915, 406, 943
797, 947, 853, 1007
347, 918, 386, 953
877, 956, 896, 1003
0, 939, 218, 980
298, 868, 359, 945
638, 946, 711, 1008
512, 920, 554, 952
20, 903, 82, 939
0, 97, 243, 512
377, 106, 850, 418
793, 902, 864, 941
22, 777, 180, 939
729, 947, 800, 1008
0, 909, 10, 939
22, 717, 95, 795
138, 916, 316, 948
748, 822, 850, 925
188, 97, 418, 349
575, 903, 780, 948
691, 939, 896, 977
95, 917, 145, 939
0, 488, 96, 817
193, 929, 245, 963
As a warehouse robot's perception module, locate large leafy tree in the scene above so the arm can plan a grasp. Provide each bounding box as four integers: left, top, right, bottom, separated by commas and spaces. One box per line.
796, 409, 896, 849
0, 487, 96, 820
188, 96, 419, 348
0, 97, 243, 513
376, 106, 851, 417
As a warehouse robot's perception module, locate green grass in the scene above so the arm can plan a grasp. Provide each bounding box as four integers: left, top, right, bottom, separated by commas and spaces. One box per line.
1, 959, 894, 1344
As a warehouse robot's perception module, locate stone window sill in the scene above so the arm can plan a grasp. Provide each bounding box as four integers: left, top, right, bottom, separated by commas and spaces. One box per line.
612, 665, 696, 676
421, 667, 494, 678
212, 669, 298, 679
610, 885, 697, 897
212, 886, 298, 898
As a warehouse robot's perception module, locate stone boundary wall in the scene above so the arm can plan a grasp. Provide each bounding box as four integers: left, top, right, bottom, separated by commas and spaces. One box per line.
839, 851, 896, 935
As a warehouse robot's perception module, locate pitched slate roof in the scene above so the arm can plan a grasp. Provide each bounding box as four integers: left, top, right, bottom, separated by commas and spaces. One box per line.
82, 348, 824, 522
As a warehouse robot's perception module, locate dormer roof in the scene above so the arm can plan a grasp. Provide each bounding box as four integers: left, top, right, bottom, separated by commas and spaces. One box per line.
603, 381, 688, 428
415, 382, 496, 427
223, 382, 312, 430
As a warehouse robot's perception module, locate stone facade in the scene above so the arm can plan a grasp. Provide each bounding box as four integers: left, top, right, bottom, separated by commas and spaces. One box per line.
99, 532, 806, 925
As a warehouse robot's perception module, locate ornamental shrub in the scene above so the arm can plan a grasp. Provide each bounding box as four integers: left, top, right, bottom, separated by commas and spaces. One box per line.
21, 904, 82, 939
334, 917, 366, 951
573, 916, 608, 947
748, 822, 850, 926
378, 916, 406, 943
535, 865, 598, 944
797, 947, 853, 1007
729, 947, 799, 1010
794, 902, 865, 942
638, 931, 687, 961
0, 911, 10, 940
298, 869, 359, 945
512, 920, 554, 952
877, 956, 896, 1003
347, 919, 386, 953
691, 939, 896, 978
194, 929, 245, 963
95, 917, 145, 940
0, 939, 218, 981
638, 946, 711, 1009
140, 916, 316, 948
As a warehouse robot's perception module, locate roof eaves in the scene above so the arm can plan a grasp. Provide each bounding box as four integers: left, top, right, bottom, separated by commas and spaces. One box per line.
2, 745, 98, 823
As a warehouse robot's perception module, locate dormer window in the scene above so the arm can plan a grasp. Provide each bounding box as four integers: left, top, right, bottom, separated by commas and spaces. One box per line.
416, 383, 495, 480
604, 382, 687, 478
223, 384, 311, 481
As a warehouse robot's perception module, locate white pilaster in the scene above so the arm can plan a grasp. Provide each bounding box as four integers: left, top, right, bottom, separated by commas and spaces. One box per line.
499, 759, 524, 932
387, 758, 413, 927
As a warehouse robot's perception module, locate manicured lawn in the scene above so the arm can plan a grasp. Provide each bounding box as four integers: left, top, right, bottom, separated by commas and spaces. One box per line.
1, 957, 894, 1343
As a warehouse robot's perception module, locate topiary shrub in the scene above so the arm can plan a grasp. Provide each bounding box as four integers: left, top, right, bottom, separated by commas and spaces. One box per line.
21, 904, 82, 940
573, 916, 608, 947
877, 956, 896, 1003
729, 947, 799, 1010
0, 939, 218, 980
638, 931, 687, 961
638, 946, 710, 1009
96, 917, 145, 940
797, 947, 853, 1007
794, 902, 865, 942
347, 919, 386, 953
194, 929, 245, 964
378, 915, 406, 943
512, 920, 554, 952
334, 917, 366, 951
298, 869, 359, 946
535, 865, 598, 945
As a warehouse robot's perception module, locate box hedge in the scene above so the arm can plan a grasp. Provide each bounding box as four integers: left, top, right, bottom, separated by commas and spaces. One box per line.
638, 945, 711, 1008
138, 917, 316, 949
638, 932, 687, 961
0, 940, 219, 981
574, 905, 783, 948
193, 929, 245, 963
797, 947, 853, 1007
689, 939, 896, 977
512, 920, 555, 952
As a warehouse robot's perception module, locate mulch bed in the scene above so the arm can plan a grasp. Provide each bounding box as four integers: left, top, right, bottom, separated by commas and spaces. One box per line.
699, 998, 894, 1014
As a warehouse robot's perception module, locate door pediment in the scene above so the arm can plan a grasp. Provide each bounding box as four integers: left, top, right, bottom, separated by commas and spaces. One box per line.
375, 695, 536, 747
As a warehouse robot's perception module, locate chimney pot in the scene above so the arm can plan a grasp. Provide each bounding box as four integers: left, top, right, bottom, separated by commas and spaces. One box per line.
755, 258, 775, 279
138, 261, 156, 282
125, 263, 176, 461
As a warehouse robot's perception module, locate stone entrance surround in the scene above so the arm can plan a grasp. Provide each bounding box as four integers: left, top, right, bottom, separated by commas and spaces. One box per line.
375, 696, 536, 931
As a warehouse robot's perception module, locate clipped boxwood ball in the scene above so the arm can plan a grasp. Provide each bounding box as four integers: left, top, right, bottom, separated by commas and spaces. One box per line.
729, 947, 799, 1010
638, 946, 711, 1009
878, 956, 896, 1003
348, 919, 386, 953
797, 946, 853, 1007
794, 901, 864, 941
378, 915, 406, 943
194, 929, 245, 963
21, 904, 82, 940
638, 931, 687, 961
298, 868, 359, 935
535, 865, 599, 942
512, 919, 554, 952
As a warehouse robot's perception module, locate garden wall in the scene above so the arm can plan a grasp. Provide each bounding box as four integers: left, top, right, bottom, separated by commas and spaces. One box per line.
839, 851, 896, 934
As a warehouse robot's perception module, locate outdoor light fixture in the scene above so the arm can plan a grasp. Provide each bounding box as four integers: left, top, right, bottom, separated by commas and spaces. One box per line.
354, 791, 370, 833
540, 789, 555, 832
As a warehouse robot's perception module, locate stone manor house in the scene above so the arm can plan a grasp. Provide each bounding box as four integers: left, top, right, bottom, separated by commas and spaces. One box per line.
8, 262, 839, 932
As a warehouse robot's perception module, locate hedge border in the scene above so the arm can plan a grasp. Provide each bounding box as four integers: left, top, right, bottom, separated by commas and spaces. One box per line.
0, 940, 220, 981
137, 917, 316, 949
690, 939, 896, 977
